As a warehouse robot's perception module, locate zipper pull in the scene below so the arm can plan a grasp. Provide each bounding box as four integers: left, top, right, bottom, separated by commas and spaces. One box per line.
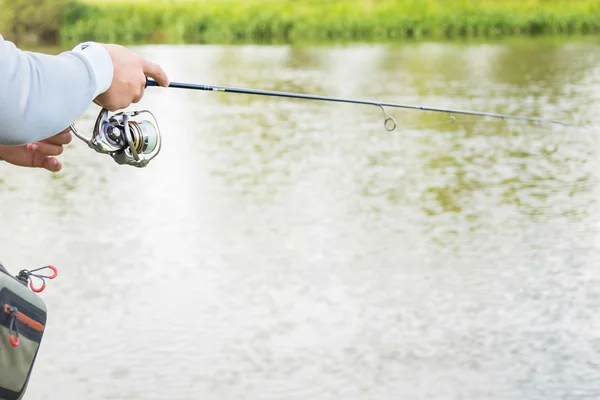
17, 265, 58, 293
5, 306, 20, 347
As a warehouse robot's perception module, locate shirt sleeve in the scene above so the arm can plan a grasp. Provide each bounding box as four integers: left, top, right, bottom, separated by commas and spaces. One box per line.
0, 36, 114, 146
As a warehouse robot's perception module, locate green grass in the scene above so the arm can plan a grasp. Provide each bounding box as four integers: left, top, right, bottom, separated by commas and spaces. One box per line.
5, 0, 600, 45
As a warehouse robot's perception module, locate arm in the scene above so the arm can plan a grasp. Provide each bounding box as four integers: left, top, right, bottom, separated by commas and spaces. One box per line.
0, 37, 168, 172
0, 35, 114, 146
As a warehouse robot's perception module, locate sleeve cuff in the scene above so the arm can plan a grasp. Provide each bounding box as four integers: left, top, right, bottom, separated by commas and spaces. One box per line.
71, 42, 114, 98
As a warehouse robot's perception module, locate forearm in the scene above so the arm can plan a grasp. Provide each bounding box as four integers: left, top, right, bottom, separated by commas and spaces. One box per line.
0, 36, 113, 145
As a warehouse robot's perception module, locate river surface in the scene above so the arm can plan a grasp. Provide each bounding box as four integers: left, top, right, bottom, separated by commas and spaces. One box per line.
2, 38, 600, 400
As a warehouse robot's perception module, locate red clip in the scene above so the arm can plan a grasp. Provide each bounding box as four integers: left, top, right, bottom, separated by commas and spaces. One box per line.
47, 265, 58, 279
29, 281, 46, 293
9, 335, 20, 347
27, 265, 58, 293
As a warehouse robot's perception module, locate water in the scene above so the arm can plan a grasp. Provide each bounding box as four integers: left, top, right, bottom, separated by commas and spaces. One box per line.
2, 38, 600, 400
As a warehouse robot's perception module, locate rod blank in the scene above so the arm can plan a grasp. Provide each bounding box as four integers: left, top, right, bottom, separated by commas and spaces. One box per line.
146, 78, 571, 127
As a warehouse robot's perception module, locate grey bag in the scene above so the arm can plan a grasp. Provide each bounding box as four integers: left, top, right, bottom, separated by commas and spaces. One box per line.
0, 262, 56, 400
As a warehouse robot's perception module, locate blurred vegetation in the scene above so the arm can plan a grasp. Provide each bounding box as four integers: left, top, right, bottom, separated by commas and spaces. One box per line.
0, 0, 75, 44
1, 0, 600, 46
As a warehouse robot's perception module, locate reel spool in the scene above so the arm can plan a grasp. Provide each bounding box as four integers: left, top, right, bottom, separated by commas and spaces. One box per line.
70, 108, 161, 168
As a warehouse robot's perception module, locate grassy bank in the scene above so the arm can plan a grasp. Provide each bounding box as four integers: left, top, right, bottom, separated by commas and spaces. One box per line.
4, 0, 600, 45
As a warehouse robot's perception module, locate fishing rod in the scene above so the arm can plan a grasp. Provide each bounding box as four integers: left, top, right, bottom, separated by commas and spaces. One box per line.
70, 78, 573, 168
146, 79, 571, 129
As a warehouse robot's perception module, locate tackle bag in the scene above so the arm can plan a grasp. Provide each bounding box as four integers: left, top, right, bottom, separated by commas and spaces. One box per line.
0, 261, 57, 400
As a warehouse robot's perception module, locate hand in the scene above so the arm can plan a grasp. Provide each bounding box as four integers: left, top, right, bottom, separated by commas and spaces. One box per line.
94, 44, 170, 111
0, 129, 72, 172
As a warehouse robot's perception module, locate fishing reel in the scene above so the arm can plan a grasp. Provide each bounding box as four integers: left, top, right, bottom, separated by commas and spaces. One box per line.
70, 108, 161, 168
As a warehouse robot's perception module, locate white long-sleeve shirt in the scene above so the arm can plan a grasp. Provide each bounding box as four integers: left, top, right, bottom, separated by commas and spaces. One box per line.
0, 35, 114, 145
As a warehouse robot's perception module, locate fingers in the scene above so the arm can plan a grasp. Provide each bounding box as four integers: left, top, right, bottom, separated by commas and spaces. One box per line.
93, 97, 120, 112
28, 151, 62, 172
132, 76, 146, 103
41, 157, 62, 172
42, 129, 72, 145
142, 60, 169, 87
25, 132, 68, 172
95, 93, 124, 112
93, 98, 104, 108
27, 142, 64, 156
